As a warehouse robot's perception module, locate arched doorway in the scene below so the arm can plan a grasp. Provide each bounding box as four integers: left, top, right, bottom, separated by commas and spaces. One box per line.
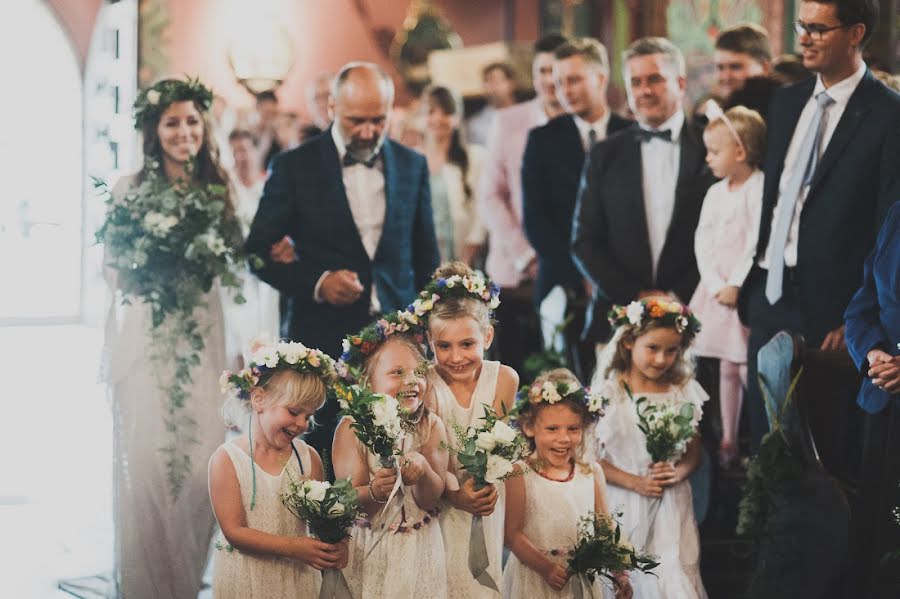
0, 0, 83, 322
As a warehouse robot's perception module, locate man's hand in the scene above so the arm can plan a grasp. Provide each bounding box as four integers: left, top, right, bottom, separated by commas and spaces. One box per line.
269, 235, 296, 263
637, 289, 669, 300
319, 270, 364, 306
819, 325, 847, 352
523, 256, 539, 282
715, 286, 740, 307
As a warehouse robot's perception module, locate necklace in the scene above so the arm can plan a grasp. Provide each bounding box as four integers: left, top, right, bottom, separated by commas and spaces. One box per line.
533, 459, 575, 482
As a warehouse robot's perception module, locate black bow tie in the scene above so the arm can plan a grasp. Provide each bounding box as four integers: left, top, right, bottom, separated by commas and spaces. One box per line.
636, 128, 673, 143
342, 151, 379, 168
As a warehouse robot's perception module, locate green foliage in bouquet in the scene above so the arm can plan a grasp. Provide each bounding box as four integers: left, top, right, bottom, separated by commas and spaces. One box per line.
626, 382, 696, 463
281, 477, 362, 544
521, 316, 571, 386
334, 383, 407, 468
444, 404, 528, 490
94, 159, 245, 499
567, 511, 659, 585
736, 371, 806, 540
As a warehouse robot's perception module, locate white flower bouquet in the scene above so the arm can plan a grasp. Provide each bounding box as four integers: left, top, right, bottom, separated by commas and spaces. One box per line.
333, 383, 406, 468
281, 477, 361, 599
446, 405, 528, 489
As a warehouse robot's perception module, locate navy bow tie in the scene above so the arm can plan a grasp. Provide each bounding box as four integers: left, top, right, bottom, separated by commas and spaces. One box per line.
342, 151, 379, 168
636, 128, 673, 143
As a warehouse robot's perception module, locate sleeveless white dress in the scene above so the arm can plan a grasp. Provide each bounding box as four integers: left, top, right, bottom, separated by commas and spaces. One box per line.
429, 361, 505, 598
211, 439, 321, 598
343, 420, 448, 599
502, 462, 612, 598
594, 378, 709, 599
102, 175, 225, 599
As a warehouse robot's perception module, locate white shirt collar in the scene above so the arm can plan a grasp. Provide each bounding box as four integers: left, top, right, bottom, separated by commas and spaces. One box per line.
331, 125, 348, 159
638, 109, 684, 143
812, 61, 867, 107
573, 109, 611, 139
533, 99, 551, 127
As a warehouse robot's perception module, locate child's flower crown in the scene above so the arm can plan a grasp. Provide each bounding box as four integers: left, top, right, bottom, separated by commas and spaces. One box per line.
133, 77, 214, 130
336, 311, 425, 383
408, 272, 501, 322
220, 340, 337, 400
516, 379, 609, 422
608, 298, 701, 337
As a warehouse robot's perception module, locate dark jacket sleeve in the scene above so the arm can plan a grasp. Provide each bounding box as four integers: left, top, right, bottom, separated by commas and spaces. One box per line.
411, 155, 440, 289
522, 128, 568, 269
244, 153, 324, 300
571, 142, 644, 304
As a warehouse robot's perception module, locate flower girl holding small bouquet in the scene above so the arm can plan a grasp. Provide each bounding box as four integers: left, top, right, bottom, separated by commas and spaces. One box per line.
209, 340, 348, 598
593, 298, 708, 598
332, 313, 450, 599
414, 262, 520, 597
503, 368, 632, 599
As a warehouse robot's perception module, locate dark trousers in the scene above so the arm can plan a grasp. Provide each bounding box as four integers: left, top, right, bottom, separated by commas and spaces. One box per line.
565, 287, 595, 384
849, 401, 900, 598
491, 283, 542, 377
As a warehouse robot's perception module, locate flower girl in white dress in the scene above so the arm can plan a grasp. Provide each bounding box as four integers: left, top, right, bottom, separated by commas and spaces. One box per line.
503, 369, 631, 599
593, 298, 708, 599
422, 262, 519, 598
209, 341, 348, 598
332, 327, 450, 599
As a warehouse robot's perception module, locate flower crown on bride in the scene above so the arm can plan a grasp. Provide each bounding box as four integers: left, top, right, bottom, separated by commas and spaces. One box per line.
220, 340, 337, 401
133, 76, 214, 130
608, 298, 701, 338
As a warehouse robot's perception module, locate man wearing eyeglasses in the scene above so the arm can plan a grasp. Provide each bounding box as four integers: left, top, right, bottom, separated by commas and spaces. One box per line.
740, 1, 899, 595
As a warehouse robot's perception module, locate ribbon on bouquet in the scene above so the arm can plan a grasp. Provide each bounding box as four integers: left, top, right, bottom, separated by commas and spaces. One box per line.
365, 455, 405, 557
640, 496, 663, 549
318, 568, 353, 599
468, 514, 499, 591
571, 572, 597, 599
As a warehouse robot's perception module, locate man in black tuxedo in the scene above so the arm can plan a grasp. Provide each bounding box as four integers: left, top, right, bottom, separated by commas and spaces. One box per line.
246, 62, 440, 452
572, 37, 716, 347
522, 37, 633, 381
741, 0, 900, 451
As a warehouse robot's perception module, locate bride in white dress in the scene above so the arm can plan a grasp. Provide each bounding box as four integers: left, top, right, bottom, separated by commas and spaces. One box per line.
101, 79, 235, 599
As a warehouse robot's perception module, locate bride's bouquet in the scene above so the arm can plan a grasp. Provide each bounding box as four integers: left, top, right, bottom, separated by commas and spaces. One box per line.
444, 405, 529, 590
567, 511, 659, 598
281, 478, 361, 599
95, 160, 245, 499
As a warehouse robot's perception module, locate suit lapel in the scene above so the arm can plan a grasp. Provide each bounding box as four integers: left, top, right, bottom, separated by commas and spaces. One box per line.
671, 119, 703, 222
372, 140, 396, 261
562, 115, 585, 166
808, 71, 874, 193
320, 130, 368, 259
623, 132, 654, 282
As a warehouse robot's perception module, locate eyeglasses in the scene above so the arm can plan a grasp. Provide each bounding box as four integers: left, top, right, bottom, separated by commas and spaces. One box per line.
793, 20, 848, 40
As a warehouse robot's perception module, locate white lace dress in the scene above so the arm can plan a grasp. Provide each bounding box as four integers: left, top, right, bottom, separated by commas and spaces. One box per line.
343, 424, 448, 599
102, 176, 226, 599
429, 360, 505, 598
502, 463, 612, 599
211, 439, 321, 598
594, 378, 709, 599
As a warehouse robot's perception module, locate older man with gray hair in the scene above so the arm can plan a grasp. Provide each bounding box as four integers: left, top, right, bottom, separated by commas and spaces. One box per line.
246, 61, 440, 453
572, 37, 716, 347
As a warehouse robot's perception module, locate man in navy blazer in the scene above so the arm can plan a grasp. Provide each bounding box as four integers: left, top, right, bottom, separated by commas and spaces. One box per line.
740, 0, 900, 451
572, 37, 716, 345
246, 63, 439, 451
522, 37, 633, 380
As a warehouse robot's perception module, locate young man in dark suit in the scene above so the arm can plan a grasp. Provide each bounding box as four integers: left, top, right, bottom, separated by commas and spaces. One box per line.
522, 37, 633, 381
572, 37, 716, 349
246, 62, 440, 452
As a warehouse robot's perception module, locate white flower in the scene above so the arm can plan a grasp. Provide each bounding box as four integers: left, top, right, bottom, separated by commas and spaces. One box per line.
338, 397, 350, 411
341, 338, 351, 354
489, 295, 501, 310
484, 454, 514, 484
675, 315, 689, 333
250, 346, 279, 368
491, 420, 518, 446
219, 371, 233, 394
371, 395, 400, 433
475, 431, 497, 452
587, 390, 608, 415
444, 275, 462, 288
146, 89, 161, 105
626, 301, 644, 326
279, 341, 309, 365
329, 502, 345, 516
541, 381, 562, 403
302, 480, 329, 503
142, 212, 179, 237
205, 233, 227, 256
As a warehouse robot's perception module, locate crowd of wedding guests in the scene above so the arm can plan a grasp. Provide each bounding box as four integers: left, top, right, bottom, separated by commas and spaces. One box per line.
102, 0, 899, 597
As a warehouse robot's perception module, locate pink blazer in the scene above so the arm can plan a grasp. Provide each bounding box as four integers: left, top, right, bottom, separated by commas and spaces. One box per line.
476, 99, 546, 288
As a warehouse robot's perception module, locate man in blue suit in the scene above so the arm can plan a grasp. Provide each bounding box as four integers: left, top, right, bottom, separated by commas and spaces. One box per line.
246, 62, 440, 452
741, 0, 900, 452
